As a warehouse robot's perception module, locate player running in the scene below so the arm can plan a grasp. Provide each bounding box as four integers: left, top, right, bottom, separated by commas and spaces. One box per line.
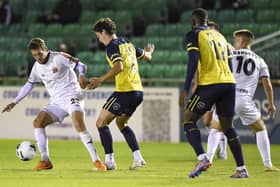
180, 8, 248, 178
86, 18, 154, 170
208, 29, 279, 172
2, 38, 106, 171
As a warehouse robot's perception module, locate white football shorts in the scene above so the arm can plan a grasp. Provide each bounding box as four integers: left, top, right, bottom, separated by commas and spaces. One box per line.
42, 95, 84, 122
235, 94, 261, 125
211, 95, 260, 126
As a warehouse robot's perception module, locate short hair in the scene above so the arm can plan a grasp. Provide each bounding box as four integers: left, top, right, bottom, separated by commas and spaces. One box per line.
233, 29, 254, 43
28, 38, 48, 50
192, 8, 208, 25
92, 17, 116, 35
207, 20, 220, 31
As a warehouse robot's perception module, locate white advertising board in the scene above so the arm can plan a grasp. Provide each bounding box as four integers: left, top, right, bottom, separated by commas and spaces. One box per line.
0, 86, 179, 142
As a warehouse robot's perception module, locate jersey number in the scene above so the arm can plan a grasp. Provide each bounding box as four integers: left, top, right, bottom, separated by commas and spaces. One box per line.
236, 56, 256, 76
209, 40, 226, 61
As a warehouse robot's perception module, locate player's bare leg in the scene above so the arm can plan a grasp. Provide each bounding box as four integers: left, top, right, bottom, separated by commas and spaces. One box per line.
72, 111, 106, 171
33, 111, 54, 171
116, 116, 145, 170
96, 109, 116, 170
183, 110, 211, 178
249, 119, 280, 172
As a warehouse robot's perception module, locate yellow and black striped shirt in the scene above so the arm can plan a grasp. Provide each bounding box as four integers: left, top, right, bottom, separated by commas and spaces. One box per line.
106, 38, 144, 92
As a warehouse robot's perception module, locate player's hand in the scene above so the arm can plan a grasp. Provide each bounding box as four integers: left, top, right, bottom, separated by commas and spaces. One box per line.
179, 90, 188, 108
268, 103, 276, 119
144, 43, 155, 53
86, 77, 101, 90
79, 76, 88, 89
2, 103, 16, 113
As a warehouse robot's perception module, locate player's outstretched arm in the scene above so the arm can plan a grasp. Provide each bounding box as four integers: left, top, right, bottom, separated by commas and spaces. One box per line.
142, 43, 155, 62
86, 61, 123, 90
76, 61, 88, 89
2, 82, 34, 113
262, 77, 276, 119
2, 103, 16, 113
79, 76, 89, 89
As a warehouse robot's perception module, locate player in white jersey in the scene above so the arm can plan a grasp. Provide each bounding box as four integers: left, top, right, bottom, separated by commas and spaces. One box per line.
2, 38, 106, 171
207, 30, 279, 172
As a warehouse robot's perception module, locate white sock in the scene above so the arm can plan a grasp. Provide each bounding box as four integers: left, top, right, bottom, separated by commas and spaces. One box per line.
34, 128, 50, 161
207, 128, 222, 162
237, 165, 246, 171
133, 150, 144, 161
79, 131, 100, 162
197, 153, 207, 161
256, 130, 272, 167
219, 134, 227, 157
105, 153, 115, 163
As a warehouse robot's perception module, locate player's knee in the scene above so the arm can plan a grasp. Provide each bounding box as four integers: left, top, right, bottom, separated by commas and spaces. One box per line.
250, 120, 266, 132
33, 118, 43, 128
96, 118, 107, 128
218, 116, 233, 131
116, 120, 125, 130
74, 121, 86, 132
116, 117, 128, 130
183, 111, 200, 124
210, 120, 222, 131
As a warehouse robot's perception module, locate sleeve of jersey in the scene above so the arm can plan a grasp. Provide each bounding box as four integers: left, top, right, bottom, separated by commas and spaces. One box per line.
13, 82, 34, 104
260, 60, 270, 78
227, 46, 233, 72
135, 46, 144, 59
107, 43, 123, 64
28, 65, 41, 84
184, 50, 199, 91
184, 31, 199, 52
59, 52, 79, 69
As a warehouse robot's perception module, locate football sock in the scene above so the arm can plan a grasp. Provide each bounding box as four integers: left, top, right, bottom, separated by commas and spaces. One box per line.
256, 130, 272, 167
98, 126, 113, 154
197, 153, 208, 161
237, 165, 247, 171
133, 150, 144, 161
121, 126, 139, 152
207, 128, 222, 162
79, 131, 99, 161
34, 128, 50, 161
105, 153, 115, 163
219, 134, 227, 157
184, 122, 205, 156
224, 128, 244, 167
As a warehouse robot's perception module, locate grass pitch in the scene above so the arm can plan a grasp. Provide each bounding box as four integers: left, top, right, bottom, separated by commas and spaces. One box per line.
0, 139, 280, 187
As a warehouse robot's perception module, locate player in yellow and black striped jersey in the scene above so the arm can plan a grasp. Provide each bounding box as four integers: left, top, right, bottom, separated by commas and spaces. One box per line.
86, 17, 155, 170
179, 8, 248, 178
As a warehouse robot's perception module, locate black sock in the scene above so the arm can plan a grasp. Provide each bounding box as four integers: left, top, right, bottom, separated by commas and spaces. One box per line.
98, 126, 113, 154
121, 126, 139, 152
224, 128, 244, 167
184, 122, 204, 156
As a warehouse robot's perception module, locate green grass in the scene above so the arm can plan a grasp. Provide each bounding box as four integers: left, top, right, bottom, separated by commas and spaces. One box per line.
0, 140, 280, 187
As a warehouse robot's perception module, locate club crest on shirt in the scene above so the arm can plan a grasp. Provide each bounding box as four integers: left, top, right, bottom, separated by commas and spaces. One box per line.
197, 101, 205, 110
52, 66, 58, 73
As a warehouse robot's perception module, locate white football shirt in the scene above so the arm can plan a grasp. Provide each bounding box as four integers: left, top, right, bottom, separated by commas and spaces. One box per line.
28, 51, 82, 103
231, 48, 270, 97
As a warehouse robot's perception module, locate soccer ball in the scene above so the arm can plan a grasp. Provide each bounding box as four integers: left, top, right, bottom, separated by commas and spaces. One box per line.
16, 141, 36, 161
